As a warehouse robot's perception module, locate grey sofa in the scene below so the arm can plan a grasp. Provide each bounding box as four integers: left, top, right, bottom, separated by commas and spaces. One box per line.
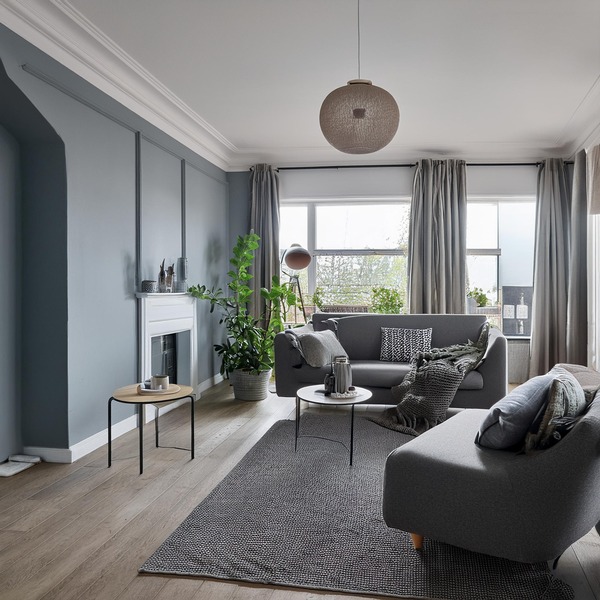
274, 313, 507, 408
382, 390, 600, 563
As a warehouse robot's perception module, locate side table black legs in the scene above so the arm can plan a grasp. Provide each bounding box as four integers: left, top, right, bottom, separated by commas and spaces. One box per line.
108, 397, 113, 468
107, 384, 195, 475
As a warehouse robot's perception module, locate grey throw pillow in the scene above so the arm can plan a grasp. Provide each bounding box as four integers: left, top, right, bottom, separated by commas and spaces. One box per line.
524, 366, 587, 453
380, 327, 432, 362
286, 329, 347, 368
475, 372, 555, 450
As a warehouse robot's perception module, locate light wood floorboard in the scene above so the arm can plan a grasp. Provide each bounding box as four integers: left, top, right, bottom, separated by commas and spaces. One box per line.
0, 381, 598, 599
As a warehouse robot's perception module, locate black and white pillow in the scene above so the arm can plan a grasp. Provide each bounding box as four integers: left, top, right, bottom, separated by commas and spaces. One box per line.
380, 327, 432, 363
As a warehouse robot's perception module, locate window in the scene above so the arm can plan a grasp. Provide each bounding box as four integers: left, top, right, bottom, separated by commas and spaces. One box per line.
280, 194, 536, 327
466, 198, 536, 331
280, 200, 410, 315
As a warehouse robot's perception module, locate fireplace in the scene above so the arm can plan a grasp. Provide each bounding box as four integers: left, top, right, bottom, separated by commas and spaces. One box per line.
137, 292, 198, 394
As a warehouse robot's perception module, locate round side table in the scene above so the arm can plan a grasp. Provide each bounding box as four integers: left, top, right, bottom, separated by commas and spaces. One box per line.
108, 384, 195, 474
295, 384, 372, 465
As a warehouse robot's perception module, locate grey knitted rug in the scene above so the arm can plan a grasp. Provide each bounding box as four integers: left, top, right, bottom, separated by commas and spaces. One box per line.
140, 415, 573, 600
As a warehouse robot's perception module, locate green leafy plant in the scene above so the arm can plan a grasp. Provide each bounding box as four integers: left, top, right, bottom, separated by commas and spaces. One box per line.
310, 286, 325, 311
370, 286, 404, 314
188, 232, 297, 376
467, 287, 489, 307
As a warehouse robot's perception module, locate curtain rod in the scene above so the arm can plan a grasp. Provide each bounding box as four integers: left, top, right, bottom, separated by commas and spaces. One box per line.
276, 161, 575, 171
276, 164, 414, 171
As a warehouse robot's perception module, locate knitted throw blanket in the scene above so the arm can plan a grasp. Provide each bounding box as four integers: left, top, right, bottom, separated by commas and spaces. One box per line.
371, 322, 490, 436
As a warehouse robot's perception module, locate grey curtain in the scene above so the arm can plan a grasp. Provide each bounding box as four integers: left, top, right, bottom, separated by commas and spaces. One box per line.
566, 151, 588, 365
407, 159, 467, 314
249, 164, 280, 322
529, 157, 587, 376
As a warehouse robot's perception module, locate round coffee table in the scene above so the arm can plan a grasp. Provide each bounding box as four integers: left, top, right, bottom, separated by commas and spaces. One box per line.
295, 384, 372, 465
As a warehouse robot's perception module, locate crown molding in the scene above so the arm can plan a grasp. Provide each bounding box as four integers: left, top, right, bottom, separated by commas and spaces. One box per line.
0, 0, 236, 171
554, 72, 600, 156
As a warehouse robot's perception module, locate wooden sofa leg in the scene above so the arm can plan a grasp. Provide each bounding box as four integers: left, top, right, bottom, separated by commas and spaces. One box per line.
410, 533, 424, 550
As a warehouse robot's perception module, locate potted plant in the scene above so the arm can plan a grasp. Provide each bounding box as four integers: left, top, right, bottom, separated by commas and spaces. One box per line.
467, 287, 489, 307
188, 232, 297, 401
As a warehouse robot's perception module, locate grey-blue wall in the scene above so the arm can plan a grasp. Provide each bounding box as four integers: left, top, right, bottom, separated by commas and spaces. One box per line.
0, 25, 229, 454
226, 170, 251, 249
0, 125, 21, 461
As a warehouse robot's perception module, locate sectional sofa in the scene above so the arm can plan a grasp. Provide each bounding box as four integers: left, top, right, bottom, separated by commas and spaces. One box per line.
274, 313, 508, 408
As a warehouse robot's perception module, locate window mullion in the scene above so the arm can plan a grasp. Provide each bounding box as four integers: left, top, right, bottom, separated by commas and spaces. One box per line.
307, 204, 316, 294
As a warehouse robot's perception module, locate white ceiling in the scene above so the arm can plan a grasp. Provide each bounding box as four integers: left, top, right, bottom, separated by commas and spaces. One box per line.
2, 0, 600, 170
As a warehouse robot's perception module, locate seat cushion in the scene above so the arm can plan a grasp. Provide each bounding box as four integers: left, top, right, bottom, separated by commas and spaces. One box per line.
458, 369, 484, 390
350, 361, 411, 388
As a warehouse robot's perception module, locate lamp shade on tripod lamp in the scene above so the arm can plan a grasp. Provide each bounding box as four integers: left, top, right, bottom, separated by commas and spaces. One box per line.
283, 244, 312, 270
282, 244, 312, 322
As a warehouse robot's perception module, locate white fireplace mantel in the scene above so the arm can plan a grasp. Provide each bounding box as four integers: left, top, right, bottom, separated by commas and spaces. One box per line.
136, 293, 198, 393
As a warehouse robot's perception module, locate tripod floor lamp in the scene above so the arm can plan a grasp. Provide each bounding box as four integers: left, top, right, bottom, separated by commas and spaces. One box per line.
282, 243, 312, 322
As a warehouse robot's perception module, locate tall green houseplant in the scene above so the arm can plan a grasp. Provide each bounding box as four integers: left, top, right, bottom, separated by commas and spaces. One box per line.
189, 233, 296, 399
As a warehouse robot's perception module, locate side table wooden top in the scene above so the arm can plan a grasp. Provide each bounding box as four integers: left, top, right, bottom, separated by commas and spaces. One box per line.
111, 384, 194, 404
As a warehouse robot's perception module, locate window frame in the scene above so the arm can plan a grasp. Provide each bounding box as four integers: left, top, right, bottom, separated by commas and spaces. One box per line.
281, 196, 411, 296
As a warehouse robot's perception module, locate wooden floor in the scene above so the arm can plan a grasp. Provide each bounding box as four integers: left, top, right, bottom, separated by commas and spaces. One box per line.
0, 382, 599, 600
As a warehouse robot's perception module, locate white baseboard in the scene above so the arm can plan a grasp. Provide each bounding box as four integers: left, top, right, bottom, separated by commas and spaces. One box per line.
73, 413, 139, 462
27, 374, 224, 464
22, 445, 73, 464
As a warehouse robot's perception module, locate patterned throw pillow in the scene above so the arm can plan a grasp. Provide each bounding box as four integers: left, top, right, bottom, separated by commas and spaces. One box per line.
524, 366, 587, 453
380, 327, 432, 363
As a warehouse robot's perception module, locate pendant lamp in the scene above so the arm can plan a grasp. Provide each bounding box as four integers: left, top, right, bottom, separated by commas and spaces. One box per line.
319, 1, 399, 154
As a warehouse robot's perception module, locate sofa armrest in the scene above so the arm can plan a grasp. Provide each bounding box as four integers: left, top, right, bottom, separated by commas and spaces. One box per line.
476, 326, 508, 403
274, 331, 304, 397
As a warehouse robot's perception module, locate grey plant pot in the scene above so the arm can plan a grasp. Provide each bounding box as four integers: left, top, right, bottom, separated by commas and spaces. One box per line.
230, 368, 272, 402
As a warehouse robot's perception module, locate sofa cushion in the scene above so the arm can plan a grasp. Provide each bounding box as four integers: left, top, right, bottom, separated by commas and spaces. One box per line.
524, 367, 587, 453
458, 370, 484, 390
475, 372, 555, 450
350, 360, 411, 388
380, 327, 432, 362
285, 329, 347, 368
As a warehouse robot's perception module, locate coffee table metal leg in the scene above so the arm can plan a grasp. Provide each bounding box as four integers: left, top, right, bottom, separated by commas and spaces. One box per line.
107, 397, 113, 468
295, 396, 300, 451
139, 404, 144, 475
350, 404, 355, 466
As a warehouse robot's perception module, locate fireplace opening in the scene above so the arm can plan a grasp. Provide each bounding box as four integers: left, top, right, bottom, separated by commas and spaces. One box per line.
150, 331, 191, 386
151, 334, 177, 382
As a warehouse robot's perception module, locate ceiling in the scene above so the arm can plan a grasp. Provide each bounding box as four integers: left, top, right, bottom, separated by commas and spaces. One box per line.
2, 0, 600, 171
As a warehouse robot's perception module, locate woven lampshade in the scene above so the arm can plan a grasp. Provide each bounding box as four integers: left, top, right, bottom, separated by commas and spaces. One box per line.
319, 79, 399, 154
